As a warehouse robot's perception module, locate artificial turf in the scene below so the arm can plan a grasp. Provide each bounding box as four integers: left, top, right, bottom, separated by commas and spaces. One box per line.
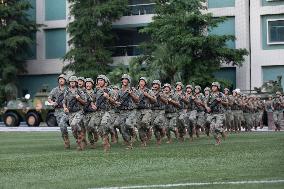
0, 131, 283, 189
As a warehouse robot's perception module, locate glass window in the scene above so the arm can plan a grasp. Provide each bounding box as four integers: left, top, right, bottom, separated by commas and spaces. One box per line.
267, 19, 284, 44
45, 29, 66, 59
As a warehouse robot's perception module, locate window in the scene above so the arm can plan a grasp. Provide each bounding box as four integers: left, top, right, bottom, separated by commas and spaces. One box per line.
267, 19, 284, 45
45, 29, 66, 59
45, 0, 66, 21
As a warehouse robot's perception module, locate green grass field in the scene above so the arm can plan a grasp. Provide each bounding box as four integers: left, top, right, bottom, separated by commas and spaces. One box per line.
0, 131, 283, 189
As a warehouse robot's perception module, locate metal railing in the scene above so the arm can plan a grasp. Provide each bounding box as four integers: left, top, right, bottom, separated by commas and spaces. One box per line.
110, 45, 142, 57
124, 3, 156, 16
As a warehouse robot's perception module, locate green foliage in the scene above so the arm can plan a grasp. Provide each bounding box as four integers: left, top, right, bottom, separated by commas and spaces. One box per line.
63, 0, 129, 79
0, 0, 39, 103
0, 132, 283, 189
138, 0, 248, 87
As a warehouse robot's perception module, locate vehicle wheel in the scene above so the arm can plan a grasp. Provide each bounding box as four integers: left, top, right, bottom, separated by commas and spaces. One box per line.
46, 112, 58, 127
26, 112, 40, 127
3, 112, 20, 127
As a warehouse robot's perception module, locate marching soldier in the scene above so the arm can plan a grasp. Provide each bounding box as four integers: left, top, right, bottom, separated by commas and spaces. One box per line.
193, 85, 206, 138
224, 88, 234, 132
92, 75, 117, 152
48, 74, 69, 149
114, 74, 138, 149
135, 77, 156, 147
205, 82, 228, 145
231, 89, 242, 132
273, 91, 284, 131
151, 80, 168, 145
181, 84, 196, 141
83, 78, 99, 149
163, 84, 180, 144
175, 82, 188, 142
63, 76, 87, 150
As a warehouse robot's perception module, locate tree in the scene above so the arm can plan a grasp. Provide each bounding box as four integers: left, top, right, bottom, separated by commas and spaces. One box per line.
63, 0, 129, 79
138, 0, 248, 88
0, 0, 39, 103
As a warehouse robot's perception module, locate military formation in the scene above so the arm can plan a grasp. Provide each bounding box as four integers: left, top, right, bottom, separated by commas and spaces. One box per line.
48, 74, 284, 152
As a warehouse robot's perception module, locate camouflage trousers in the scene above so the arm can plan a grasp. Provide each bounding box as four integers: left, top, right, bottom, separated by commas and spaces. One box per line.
114, 109, 136, 143
86, 111, 104, 144
188, 110, 197, 137
273, 110, 283, 129
206, 113, 225, 138
67, 111, 84, 140
225, 110, 234, 131
100, 111, 115, 137
151, 109, 166, 140
54, 109, 68, 138
243, 113, 253, 131
177, 110, 189, 138
136, 109, 152, 142
165, 112, 178, 139
232, 110, 242, 131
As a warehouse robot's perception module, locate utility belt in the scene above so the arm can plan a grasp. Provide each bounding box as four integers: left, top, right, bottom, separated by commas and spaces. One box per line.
137, 104, 151, 109
119, 107, 134, 110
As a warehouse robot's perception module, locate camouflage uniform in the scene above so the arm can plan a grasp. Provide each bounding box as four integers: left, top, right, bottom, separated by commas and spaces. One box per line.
242, 96, 254, 131
164, 84, 179, 143
224, 93, 234, 132
193, 91, 206, 136
231, 92, 243, 132
114, 86, 137, 146
135, 84, 155, 145
48, 85, 68, 138
63, 86, 86, 142
272, 94, 284, 130
205, 83, 227, 142
151, 80, 167, 144
83, 79, 99, 147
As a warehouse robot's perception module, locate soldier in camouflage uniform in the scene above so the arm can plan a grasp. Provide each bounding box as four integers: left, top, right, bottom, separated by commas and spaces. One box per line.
114, 74, 138, 149
241, 95, 254, 131
256, 95, 265, 129
91, 75, 117, 152
223, 88, 234, 132
175, 82, 188, 142
82, 78, 98, 149
135, 77, 156, 147
272, 91, 284, 131
109, 85, 120, 143
163, 84, 180, 144
151, 80, 168, 145
205, 82, 228, 145
77, 77, 88, 145
48, 74, 69, 149
180, 84, 196, 141
203, 87, 211, 136
63, 76, 87, 150
193, 85, 206, 138
231, 89, 243, 132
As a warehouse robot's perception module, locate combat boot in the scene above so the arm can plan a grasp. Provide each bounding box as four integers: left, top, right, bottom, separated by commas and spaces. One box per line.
63, 136, 70, 149
103, 136, 110, 152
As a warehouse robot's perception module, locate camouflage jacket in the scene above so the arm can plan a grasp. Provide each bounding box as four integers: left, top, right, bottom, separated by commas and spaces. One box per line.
165, 92, 179, 113
152, 89, 166, 110
84, 89, 96, 113
135, 87, 155, 109
116, 87, 136, 110
48, 86, 67, 109
94, 87, 111, 111
206, 92, 226, 114
63, 87, 86, 113
193, 93, 205, 112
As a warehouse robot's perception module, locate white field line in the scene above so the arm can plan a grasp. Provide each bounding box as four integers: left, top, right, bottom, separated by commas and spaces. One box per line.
89, 179, 284, 189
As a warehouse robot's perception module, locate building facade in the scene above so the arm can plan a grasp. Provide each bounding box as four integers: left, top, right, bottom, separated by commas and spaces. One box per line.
20, 0, 284, 96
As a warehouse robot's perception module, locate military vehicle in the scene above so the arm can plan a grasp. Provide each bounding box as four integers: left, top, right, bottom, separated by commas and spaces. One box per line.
1, 85, 58, 127
254, 75, 283, 98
